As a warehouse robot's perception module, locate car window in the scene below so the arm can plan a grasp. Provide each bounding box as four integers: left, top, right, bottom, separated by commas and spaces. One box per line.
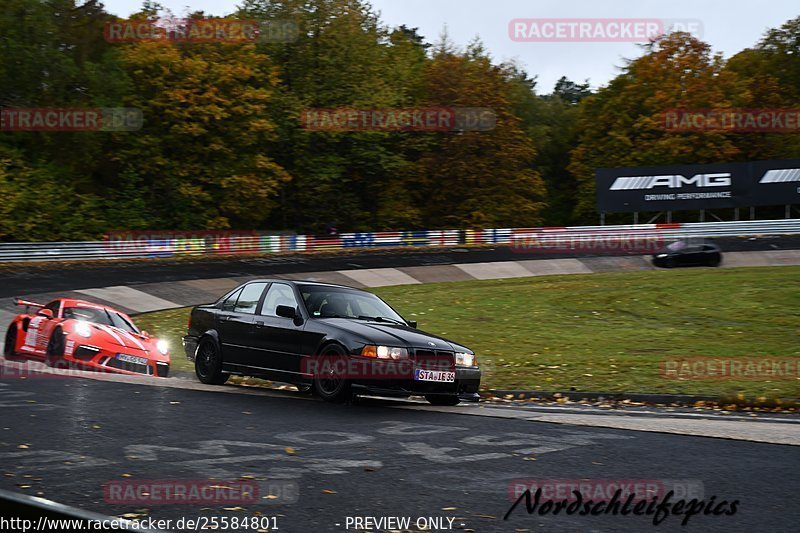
110, 312, 139, 334
666, 241, 687, 252
300, 285, 405, 322
43, 300, 61, 317
220, 288, 242, 312
353, 298, 385, 317
261, 283, 299, 317
64, 306, 113, 327
234, 283, 269, 314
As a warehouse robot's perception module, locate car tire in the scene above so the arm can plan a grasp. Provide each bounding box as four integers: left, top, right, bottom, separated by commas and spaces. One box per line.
3, 325, 18, 359
45, 328, 67, 368
195, 338, 229, 385
313, 344, 352, 403
425, 395, 461, 406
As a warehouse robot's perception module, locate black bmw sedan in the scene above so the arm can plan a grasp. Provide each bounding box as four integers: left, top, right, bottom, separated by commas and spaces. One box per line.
182, 280, 481, 405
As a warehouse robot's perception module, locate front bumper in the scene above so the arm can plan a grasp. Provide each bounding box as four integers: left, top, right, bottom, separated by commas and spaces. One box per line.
183, 335, 199, 362
65, 342, 169, 377
350, 366, 481, 399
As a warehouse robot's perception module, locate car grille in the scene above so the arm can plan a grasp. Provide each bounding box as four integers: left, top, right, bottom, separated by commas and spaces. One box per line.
73, 346, 100, 361
105, 358, 151, 375
155, 362, 170, 377
413, 349, 455, 371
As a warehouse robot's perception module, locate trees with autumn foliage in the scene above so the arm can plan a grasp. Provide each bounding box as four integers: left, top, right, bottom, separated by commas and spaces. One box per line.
568, 34, 746, 222
0, 1, 798, 240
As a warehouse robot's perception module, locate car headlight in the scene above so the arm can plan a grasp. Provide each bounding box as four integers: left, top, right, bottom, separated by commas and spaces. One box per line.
361, 345, 409, 360
156, 339, 169, 355
656, 254, 668, 258
456, 352, 477, 367
74, 321, 92, 338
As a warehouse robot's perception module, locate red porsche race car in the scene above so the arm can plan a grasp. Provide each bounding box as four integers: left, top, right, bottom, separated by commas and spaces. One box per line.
3, 298, 170, 377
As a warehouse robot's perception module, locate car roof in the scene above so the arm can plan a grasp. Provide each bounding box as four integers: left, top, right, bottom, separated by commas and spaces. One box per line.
51, 298, 130, 315
240, 279, 363, 291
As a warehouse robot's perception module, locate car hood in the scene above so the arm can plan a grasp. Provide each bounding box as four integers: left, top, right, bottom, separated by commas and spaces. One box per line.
319, 319, 472, 353
67, 320, 154, 353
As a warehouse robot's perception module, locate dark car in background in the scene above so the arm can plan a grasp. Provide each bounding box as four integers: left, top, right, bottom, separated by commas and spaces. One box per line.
183, 280, 481, 405
652, 240, 722, 268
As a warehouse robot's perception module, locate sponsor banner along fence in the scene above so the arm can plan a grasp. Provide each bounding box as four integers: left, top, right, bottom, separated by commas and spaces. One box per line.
0, 220, 798, 262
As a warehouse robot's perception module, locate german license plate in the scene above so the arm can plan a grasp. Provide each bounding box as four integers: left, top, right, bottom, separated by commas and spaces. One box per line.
414, 369, 455, 382
117, 353, 148, 365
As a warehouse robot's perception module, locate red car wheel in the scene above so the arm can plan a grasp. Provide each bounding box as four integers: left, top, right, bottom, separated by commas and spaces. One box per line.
45, 329, 67, 368
3, 326, 18, 359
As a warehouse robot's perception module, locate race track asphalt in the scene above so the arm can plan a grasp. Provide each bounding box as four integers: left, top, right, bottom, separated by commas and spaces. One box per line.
0, 371, 797, 533
1, 241, 799, 532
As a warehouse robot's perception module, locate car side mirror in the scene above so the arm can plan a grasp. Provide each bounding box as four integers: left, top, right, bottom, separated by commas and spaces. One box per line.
276, 305, 297, 319
407, 320, 417, 329
37, 309, 54, 319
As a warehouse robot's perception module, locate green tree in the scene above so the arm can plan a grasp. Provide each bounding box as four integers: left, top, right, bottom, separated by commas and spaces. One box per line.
725, 16, 800, 161
240, 0, 427, 232
568, 33, 746, 223
410, 40, 546, 228
113, 27, 290, 229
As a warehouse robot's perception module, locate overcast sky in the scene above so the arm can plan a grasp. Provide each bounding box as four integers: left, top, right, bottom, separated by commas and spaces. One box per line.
100, 0, 799, 92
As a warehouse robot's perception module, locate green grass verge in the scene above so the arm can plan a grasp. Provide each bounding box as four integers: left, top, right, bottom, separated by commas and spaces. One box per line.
135, 267, 800, 398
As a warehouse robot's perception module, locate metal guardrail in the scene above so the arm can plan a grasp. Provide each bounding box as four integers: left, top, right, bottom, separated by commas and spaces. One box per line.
0, 219, 799, 263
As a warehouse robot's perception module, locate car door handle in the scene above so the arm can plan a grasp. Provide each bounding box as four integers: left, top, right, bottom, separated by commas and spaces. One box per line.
255, 320, 266, 327
219, 316, 231, 322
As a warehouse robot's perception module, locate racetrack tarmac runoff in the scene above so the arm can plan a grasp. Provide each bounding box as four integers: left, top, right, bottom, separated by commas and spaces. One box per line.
0, 360, 798, 532
1, 247, 799, 532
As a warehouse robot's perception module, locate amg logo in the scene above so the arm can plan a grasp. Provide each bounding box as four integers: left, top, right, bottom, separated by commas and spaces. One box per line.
759, 168, 800, 183
610, 173, 732, 190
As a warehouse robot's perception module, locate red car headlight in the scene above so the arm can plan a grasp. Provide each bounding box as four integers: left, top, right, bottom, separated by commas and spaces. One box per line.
156, 339, 169, 355
74, 321, 92, 338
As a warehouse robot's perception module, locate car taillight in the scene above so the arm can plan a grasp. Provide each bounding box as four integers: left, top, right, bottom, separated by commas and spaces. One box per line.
187, 314, 192, 331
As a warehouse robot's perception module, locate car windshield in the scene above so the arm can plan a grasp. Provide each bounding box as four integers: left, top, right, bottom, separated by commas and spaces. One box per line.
666, 241, 688, 252
299, 285, 406, 324
63, 306, 139, 333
